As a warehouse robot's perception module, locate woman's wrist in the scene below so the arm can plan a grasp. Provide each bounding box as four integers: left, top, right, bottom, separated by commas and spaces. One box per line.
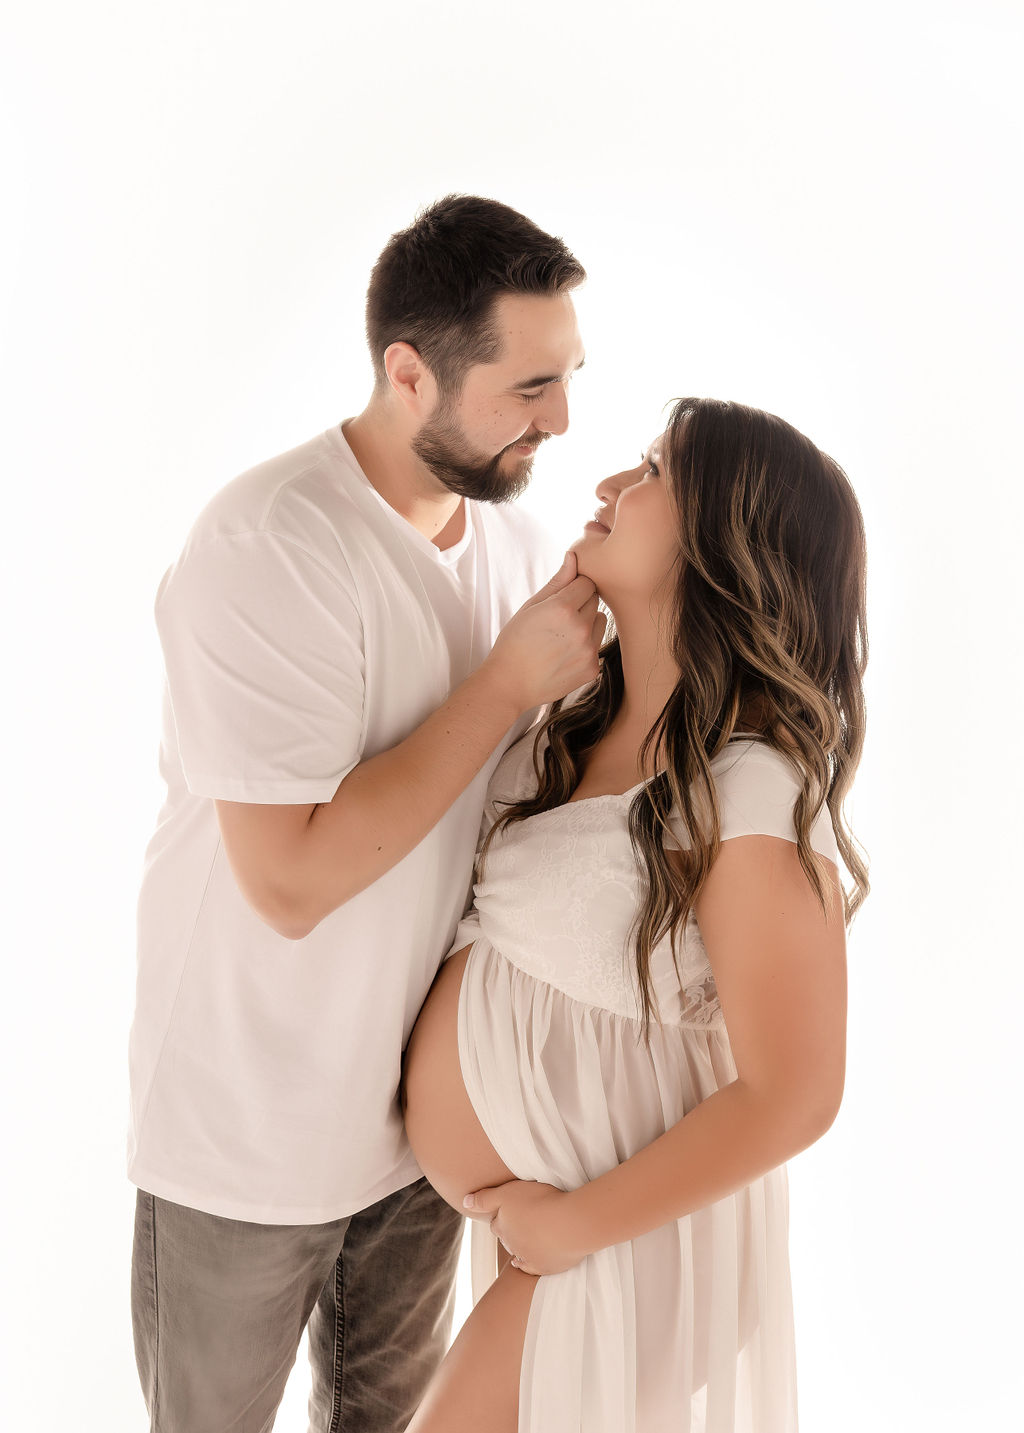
560, 1180, 611, 1261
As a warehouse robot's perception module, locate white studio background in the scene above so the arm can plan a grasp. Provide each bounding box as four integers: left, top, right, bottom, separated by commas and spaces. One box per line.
2, 1, 1021, 1428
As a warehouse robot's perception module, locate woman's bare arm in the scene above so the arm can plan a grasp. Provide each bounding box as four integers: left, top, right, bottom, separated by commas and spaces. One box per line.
469, 834, 847, 1270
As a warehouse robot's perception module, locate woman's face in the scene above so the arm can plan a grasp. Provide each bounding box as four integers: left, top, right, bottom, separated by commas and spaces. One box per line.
571, 433, 680, 603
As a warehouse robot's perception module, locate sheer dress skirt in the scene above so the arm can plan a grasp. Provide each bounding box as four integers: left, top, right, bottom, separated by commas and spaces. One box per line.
457, 936, 799, 1433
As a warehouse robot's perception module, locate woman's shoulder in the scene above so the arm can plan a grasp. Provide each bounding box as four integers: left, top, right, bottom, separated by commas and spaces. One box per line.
711, 738, 801, 819
679, 739, 839, 862
711, 736, 799, 798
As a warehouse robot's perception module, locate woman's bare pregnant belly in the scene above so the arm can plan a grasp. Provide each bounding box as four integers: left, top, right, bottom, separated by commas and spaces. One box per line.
402, 944, 517, 1214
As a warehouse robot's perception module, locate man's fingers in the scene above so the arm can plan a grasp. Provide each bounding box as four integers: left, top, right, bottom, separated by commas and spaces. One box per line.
579, 591, 601, 623
522, 558, 598, 616
591, 610, 608, 646
489, 555, 604, 710
565, 575, 598, 610
534, 573, 596, 613
527, 552, 577, 603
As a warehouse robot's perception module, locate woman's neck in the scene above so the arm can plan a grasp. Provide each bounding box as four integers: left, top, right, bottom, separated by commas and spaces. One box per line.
604, 597, 680, 754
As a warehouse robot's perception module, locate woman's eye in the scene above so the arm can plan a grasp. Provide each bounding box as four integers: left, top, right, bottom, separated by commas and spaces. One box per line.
639, 450, 659, 477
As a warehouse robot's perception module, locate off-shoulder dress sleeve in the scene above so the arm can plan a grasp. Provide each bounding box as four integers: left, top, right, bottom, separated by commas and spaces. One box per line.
666, 741, 839, 864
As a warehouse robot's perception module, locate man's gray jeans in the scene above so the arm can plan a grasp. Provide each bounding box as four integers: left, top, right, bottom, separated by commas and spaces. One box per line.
131, 1176, 464, 1432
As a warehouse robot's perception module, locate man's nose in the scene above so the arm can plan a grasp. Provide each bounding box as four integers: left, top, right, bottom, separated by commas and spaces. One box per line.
534, 381, 570, 437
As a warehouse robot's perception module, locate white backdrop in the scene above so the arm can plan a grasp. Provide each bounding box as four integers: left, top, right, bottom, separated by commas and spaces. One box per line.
2, 1, 1022, 1429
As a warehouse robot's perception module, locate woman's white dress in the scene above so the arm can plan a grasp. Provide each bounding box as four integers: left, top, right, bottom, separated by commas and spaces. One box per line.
448, 733, 839, 1433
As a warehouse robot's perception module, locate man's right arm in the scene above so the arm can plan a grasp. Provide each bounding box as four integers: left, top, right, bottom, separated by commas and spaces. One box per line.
214, 555, 605, 938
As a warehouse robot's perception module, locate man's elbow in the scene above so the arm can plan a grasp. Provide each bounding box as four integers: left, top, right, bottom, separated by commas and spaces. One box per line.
219, 837, 366, 938
237, 879, 326, 943
215, 803, 336, 941
263, 905, 321, 942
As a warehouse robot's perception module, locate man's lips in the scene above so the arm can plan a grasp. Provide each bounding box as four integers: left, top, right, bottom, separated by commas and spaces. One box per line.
510, 432, 552, 454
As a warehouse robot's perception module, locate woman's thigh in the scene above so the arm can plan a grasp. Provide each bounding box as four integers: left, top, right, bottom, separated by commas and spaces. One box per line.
402, 946, 517, 1212
405, 1263, 539, 1433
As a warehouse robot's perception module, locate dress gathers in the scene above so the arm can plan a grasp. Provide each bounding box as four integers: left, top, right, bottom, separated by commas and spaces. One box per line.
448, 732, 839, 1433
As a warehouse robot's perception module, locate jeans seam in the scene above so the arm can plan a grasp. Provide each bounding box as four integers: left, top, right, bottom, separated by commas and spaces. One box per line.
327, 1251, 345, 1433
149, 1194, 161, 1429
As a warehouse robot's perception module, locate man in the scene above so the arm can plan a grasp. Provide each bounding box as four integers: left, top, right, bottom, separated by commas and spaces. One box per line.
128, 194, 599, 1431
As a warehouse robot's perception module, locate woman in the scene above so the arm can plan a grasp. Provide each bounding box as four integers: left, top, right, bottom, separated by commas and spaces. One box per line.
401, 396, 868, 1432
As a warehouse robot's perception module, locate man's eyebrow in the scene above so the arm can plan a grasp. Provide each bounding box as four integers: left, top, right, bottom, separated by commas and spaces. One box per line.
510, 356, 586, 391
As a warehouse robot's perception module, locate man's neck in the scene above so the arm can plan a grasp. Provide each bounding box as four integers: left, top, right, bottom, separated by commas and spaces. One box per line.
343, 409, 465, 550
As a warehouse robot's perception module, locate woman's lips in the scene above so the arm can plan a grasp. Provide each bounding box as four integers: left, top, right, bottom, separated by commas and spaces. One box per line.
585, 507, 613, 533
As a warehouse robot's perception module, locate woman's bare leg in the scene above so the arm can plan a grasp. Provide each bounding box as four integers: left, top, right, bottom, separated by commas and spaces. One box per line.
405, 1263, 538, 1433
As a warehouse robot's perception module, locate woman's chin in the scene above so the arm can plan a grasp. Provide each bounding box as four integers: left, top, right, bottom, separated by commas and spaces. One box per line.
569, 532, 600, 579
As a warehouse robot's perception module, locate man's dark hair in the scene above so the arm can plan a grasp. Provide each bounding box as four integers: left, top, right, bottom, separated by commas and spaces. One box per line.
365, 194, 586, 398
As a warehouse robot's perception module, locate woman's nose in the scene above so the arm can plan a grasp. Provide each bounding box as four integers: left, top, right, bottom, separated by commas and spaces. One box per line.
595, 461, 642, 507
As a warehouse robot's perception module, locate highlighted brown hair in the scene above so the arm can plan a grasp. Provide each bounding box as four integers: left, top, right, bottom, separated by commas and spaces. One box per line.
485, 397, 869, 1034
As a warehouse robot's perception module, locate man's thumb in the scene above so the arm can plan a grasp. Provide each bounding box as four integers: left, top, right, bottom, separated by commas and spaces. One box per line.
532, 551, 577, 600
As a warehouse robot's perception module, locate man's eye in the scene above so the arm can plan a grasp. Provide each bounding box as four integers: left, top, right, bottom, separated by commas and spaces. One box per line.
521, 391, 545, 403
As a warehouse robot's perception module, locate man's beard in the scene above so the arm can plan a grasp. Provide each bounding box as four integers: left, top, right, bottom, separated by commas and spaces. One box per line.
411, 399, 544, 504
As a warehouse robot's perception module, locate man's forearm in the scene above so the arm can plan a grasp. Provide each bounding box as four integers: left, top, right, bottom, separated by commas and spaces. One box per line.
215, 555, 603, 937
304, 659, 524, 919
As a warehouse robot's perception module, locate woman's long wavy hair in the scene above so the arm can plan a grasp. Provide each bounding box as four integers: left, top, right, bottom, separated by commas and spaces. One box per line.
483, 396, 869, 1035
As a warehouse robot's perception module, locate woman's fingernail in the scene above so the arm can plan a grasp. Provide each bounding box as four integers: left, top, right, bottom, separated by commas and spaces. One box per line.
463, 1194, 476, 1210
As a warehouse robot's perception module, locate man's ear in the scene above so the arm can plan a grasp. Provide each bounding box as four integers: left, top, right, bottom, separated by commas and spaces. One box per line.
383, 340, 438, 419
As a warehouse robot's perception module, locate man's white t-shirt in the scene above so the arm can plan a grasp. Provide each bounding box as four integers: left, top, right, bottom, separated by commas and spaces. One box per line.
128, 423, 559, 1224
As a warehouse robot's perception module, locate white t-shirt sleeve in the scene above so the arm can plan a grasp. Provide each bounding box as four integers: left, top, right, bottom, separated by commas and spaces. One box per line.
155, 530, 365, 804
667, 743, 840, 864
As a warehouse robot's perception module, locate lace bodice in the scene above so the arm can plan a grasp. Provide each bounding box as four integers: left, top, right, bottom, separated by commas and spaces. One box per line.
453, 731, 839, 1029
479, 785, 722, 1026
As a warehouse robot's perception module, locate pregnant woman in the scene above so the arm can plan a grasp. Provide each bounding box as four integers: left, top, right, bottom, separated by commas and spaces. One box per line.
402, 396, 868, 1433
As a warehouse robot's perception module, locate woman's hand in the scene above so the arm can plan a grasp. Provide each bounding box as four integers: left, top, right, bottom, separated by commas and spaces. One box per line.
463, 1179, 586, 1276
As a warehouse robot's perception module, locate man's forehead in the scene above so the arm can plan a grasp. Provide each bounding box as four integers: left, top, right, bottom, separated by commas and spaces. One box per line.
481, 292, 585, 385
